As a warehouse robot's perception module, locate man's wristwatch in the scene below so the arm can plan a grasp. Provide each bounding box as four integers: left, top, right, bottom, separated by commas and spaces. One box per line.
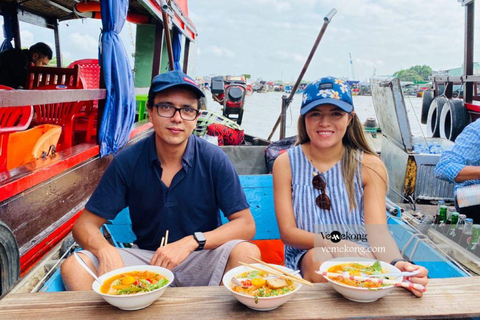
390, 258, 414, 266
193, 232, 206, 251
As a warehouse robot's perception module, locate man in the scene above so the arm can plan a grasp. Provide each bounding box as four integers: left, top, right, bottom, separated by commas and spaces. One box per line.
61, 70, 259, 290
435, 118, 480, 221
0, 42, 52, 88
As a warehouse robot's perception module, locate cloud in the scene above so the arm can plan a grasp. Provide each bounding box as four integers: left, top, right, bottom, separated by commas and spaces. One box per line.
69, 32, 98, 53
200, 45, 236, 59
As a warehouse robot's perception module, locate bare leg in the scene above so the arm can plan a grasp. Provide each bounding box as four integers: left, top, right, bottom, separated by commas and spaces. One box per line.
60, 253, 96, 291
224, 242, 261, 274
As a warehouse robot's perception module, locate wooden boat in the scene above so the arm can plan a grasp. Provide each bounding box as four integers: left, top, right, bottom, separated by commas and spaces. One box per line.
0, 0, 197, 296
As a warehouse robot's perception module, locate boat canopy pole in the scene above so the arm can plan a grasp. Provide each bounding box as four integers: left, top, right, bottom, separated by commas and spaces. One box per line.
160, 0, 175, 71
462, 0, 475, 103
268, 8, 337, 141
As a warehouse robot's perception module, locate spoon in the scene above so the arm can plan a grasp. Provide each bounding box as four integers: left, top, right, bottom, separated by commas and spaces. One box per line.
342, 269, 420, 279
73, 252, 105, 286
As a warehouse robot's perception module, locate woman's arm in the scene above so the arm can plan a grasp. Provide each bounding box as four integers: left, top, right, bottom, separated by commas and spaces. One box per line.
362, 154, 428, 297
273, 153, 317, 250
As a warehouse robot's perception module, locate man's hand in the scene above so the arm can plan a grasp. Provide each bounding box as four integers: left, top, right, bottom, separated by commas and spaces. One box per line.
150, 236, 198, 270
96, 246, 125, 276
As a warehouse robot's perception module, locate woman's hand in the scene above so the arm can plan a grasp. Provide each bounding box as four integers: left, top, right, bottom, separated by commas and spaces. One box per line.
394, 261, 428, 297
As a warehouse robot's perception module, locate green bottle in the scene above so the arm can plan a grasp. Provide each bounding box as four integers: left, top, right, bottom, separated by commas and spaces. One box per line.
468, 225, 480, 252
438, 205, 448, 234
447, 212, 459, 239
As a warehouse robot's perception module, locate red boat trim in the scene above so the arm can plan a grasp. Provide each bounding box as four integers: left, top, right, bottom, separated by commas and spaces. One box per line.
0, 146, 99, 203
0, 122, 153, 203
465, 103, 480, 113
20, 210, 82, 275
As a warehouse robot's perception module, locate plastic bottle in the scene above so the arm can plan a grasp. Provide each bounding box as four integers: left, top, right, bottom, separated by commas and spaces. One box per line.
428, 143, 442, 154
418, 214, 434, 234
460, 218, 474, 248
453, 214, 467, 243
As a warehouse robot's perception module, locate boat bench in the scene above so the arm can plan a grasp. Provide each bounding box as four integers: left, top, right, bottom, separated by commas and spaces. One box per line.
40, 175, 469, 292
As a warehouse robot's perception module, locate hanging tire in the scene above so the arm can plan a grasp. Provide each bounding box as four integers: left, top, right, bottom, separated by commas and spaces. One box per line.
421, 89, 434, 124
426, 96, 448, 137
439, 99, 470, 141
0, 220, 20, 297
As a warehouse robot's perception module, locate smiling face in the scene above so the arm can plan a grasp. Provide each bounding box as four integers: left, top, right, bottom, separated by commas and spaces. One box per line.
147, 87, 199, 150
304, 104, 353, 150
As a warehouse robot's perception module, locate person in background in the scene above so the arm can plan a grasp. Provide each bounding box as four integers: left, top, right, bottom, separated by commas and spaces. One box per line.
0, 42, 53, 89
193, 108, 245, 146
435, 119, 480, 221
61, 70, 259, 290
273, 76, 428, 297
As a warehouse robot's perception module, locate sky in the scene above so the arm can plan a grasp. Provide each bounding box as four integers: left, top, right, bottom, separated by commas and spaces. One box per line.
188, 0, 480, 82
1, 0, 479, 83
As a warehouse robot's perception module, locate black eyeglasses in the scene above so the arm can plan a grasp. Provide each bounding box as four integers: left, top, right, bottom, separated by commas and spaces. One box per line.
312, 173, 331, 210
153, 104, 199, 121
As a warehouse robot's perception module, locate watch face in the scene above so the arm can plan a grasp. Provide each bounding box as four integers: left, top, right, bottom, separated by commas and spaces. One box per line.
194, 232, 206, 242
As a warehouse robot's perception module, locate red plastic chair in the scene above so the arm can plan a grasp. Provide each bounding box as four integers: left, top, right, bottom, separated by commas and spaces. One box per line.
68, 59, 100, 141
26, 65, 83, 89
0, 85, 34, 171
68, 59, 101, 89
33, 85, 95, 150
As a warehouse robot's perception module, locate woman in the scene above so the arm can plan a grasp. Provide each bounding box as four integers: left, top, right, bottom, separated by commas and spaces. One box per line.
273, 76, 428, 297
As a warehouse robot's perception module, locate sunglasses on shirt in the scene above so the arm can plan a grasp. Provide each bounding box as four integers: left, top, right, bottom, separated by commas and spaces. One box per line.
312, 173, 331, 210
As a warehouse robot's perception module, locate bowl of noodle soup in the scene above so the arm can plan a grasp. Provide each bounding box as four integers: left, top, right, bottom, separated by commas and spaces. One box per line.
319, 257, 402, 303
223, 263, 302, 311
92, 265, 174, 310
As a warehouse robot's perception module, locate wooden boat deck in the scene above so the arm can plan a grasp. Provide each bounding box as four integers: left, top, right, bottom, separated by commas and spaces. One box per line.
0, 277, 479, 319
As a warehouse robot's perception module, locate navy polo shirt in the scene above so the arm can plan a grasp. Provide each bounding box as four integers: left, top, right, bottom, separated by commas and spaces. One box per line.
86, 133, 249, 251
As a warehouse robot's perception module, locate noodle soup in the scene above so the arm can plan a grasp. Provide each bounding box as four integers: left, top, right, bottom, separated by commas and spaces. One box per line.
327, 260, 391, 288
230, 270, 296, 298
100, 270, 169, 295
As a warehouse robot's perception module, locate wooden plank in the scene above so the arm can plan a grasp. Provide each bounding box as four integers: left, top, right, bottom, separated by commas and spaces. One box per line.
0, 278, 479, 319
0, 89, 106, 107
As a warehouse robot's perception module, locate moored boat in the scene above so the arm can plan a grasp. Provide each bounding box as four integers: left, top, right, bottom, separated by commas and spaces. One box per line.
0, 0, 197, 296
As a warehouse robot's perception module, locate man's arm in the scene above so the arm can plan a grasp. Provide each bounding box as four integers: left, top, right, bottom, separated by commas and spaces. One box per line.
72, 209, 125, 275
435, 121, 480, 183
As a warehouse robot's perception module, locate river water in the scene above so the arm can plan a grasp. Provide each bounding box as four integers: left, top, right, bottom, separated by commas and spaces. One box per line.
203, 91, 428, 141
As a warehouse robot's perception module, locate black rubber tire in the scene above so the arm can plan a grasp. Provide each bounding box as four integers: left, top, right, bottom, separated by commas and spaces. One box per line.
439, 99, 470, 141
0, 220, 20, 297
421, 89, 435, 124
426, 96, 448, 137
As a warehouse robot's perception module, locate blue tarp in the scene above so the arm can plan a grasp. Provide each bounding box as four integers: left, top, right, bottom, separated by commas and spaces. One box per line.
0, 8, 14, 52
98, 0, 135, 156
172, 27, 182, 71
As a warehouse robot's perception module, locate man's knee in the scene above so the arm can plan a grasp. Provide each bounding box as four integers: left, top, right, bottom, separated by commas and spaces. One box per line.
230, 241, 261, 259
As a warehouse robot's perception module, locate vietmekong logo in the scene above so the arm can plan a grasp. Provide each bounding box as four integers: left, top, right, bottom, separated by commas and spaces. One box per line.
319, 231, 368, 243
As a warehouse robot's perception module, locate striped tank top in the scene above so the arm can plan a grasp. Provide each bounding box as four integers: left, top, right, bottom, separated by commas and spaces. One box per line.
284, 145, 366, 270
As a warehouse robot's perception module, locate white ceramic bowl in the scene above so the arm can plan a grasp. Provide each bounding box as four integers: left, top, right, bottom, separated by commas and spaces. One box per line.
223, 263, 302, 311
319, 257, 401, 303
92, 265, 174, 310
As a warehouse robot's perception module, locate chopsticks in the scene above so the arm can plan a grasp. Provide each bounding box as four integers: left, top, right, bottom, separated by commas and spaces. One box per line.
317, 271, 426, 292
160, 230, 169, 248
239, 261, 313, 286
247, 255, 306, 283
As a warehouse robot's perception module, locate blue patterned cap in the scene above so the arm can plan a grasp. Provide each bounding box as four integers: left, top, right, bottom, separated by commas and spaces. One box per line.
300, 76, 354, 115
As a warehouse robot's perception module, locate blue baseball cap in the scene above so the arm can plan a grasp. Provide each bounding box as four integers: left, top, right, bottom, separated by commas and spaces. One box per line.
149, 70, 205, 102
300, 76, 354, 115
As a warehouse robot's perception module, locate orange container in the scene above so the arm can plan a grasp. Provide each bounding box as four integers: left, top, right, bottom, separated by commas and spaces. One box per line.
7, 124, 61, 170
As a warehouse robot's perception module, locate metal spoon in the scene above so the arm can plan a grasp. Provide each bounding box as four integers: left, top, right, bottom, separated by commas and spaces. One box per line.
73, 252, 105, 286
